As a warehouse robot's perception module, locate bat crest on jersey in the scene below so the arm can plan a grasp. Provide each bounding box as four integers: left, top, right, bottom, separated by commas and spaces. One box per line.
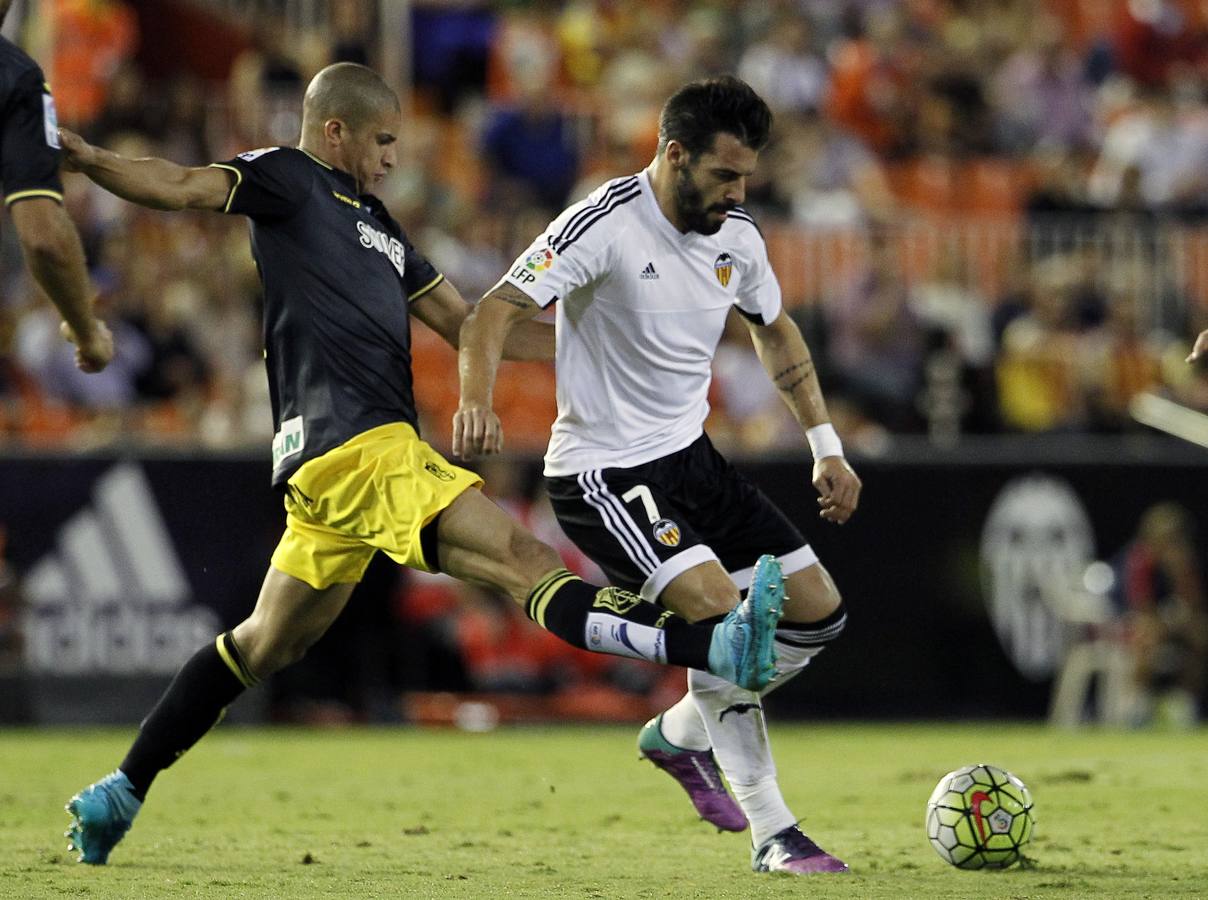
714, 252, 733, 287
652, 518, 681, 547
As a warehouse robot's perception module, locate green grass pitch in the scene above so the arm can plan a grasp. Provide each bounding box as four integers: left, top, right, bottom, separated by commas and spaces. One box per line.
1, 723, 1205, 898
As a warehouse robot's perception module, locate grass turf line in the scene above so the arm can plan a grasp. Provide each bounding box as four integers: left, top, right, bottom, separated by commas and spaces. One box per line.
0, 723, 1205, 899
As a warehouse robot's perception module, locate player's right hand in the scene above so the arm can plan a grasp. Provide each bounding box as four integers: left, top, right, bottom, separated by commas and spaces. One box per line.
452, 401, 503, 459
60, 318, 114, 373
57, 128, 95, 173
1187, 329, 1208, 363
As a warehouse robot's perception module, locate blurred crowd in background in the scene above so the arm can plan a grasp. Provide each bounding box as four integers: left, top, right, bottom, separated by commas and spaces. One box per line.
1, 0, 1206, 727
3, 0, 1208, 454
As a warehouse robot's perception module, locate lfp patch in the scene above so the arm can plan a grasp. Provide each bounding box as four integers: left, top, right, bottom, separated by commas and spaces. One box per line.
526, 247, 556, 275
653, 518, 681, 547
714, 252, 733, 287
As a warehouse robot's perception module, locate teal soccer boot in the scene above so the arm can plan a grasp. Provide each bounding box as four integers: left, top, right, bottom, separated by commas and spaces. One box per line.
65, 770, 141, 864
707, 554, 783, 690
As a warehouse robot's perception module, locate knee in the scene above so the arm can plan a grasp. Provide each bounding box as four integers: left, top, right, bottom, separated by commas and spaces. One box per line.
678, 593, 739, 623
783, 564, 844, 623
660, 565, 741, 623
232, 619, 317, 678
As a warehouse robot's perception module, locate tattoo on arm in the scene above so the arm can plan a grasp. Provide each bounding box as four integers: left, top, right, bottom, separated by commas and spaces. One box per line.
487, 283, 540, 312
774, 359, 814, 394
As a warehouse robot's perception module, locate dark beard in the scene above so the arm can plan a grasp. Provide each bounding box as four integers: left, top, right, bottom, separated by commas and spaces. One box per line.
674, 166, 730, 235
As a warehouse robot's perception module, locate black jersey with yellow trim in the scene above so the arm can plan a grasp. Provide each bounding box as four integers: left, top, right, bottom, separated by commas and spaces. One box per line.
0, 36, 63, 207
212, 146, 444, 486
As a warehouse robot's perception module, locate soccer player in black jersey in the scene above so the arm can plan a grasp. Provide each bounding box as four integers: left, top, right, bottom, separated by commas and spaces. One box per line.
0, 0, 111, 371
59, 62, 786, 866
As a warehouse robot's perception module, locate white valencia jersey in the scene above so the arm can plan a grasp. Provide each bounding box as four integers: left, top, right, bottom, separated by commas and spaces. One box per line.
502, 170, 782, 476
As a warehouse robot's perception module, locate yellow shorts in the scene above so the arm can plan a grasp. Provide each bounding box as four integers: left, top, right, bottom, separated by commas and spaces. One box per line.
271, 422, 483, 589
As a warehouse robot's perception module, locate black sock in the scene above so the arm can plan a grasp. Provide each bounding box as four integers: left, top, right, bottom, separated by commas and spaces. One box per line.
120, 632, 258, 799
778, 602, 848, 647
525, 569, 714, 670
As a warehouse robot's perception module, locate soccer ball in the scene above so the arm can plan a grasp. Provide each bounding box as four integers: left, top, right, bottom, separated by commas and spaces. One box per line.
925, 764, 1035, 869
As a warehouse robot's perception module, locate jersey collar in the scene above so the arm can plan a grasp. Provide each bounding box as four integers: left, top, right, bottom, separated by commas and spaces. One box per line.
300, 148, 359, 191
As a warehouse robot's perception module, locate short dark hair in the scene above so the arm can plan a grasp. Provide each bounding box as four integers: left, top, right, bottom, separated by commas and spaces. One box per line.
657, 76, 773, 157
304, 63, 400, 132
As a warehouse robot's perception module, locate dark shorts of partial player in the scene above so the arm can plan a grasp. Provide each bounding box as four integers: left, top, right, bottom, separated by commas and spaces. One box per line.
271, 422, 483, 589
546, 432, 817, 602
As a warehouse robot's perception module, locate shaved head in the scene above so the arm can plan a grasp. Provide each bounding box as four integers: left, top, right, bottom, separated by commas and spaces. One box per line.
301, 63, 399, 135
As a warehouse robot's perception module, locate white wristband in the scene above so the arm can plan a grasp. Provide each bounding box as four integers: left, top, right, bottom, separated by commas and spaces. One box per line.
806, 423, 844, 459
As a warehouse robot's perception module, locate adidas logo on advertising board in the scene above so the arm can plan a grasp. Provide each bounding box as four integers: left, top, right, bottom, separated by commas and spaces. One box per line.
21, 464, 219, 675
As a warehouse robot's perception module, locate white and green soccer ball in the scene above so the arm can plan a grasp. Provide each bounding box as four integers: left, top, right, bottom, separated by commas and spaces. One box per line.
926, 764, 1035, 869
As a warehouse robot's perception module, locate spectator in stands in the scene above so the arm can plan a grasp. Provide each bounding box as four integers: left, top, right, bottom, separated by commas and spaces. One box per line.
909, 244, 997, 435
1079, 291, 1164, 431
825, 229, 924, 430
825, 6, 918, 156
738, 12, 827, 115
87, 61, 153, 147
1111, 0, 1197, 88
227, 17, 307, 147
710, 310, 798, 452
329, 0, 374, 68
156, 75, 212, 168
480, 37, 579, 215
1023, 146, 1099, 260
125, 280, 210, 410
995, 255, 1086, 431
762, 108, 896, 229
48, 0, 138, 128
11, 299, 149, 423
1116, 502, 1208, 727
991, 13, 1095, 154
1088, 82, 1208, 216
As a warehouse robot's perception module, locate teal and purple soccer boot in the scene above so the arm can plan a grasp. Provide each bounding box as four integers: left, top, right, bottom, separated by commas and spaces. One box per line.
638, 712, 748, 832
706, 554, 783, 691
752, 824, 849, 874
65, 770, 141, 864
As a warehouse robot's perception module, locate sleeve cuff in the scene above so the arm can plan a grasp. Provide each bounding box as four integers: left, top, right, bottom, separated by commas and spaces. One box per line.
5, 188, 63, 206
207, 163, 242, 213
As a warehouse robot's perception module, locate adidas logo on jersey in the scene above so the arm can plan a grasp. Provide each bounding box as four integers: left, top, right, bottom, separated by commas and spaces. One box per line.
639, 262, 659, 280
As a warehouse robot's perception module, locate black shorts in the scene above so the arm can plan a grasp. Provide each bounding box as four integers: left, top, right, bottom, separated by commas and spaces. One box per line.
546, 433, 816, 600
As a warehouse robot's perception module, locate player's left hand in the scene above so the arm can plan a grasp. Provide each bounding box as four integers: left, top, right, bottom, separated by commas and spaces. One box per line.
452, 401, 503, 459
812, 456, 861, 524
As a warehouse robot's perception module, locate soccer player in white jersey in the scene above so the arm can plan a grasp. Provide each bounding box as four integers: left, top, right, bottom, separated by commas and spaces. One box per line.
455, 76, 861, 875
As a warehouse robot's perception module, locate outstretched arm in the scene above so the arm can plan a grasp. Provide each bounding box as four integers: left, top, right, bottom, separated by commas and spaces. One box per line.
7, 198, 112, 371
59, 128, 232, 212
410, 278, 554, 361
453, 283, 544, 459
746, 309, 862, 524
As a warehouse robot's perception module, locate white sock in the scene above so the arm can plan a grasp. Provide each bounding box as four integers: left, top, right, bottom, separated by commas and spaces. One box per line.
665, 637, 828, 845
657, 679, 710, 750
732, 777, 796, 848
687, 668, 795, 845
663, 637, 822, 748
761, 639, 823, 698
